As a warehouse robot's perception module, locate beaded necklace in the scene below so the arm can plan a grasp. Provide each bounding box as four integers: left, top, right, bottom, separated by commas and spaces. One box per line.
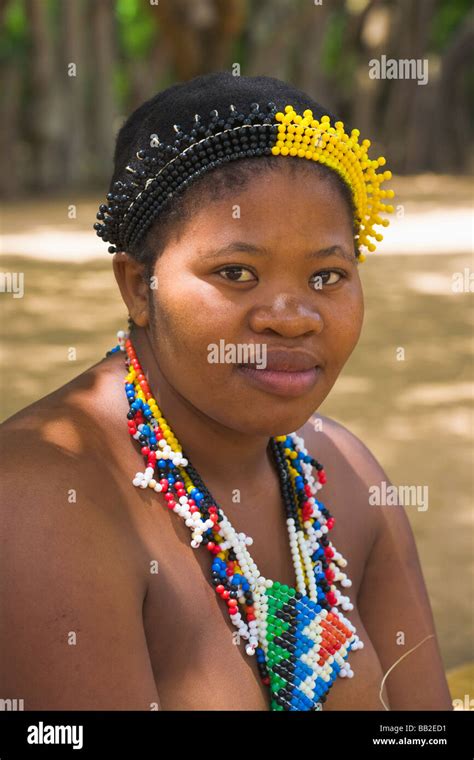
109, 330, 364, 711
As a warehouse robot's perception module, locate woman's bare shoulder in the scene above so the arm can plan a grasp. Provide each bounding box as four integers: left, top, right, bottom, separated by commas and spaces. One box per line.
0, 352, 132, 542
299, 413, 391, 484
295, 413, 390, 580
1, 352, 125, 454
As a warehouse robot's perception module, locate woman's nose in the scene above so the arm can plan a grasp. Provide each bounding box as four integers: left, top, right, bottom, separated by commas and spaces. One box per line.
248, 294, 323, 337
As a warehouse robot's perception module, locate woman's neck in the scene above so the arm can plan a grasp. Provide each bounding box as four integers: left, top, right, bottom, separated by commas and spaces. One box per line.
129, 326, 276, 490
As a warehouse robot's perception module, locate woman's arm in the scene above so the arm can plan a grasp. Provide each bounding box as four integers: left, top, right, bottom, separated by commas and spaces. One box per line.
0, 432, 161, 710
357, 481, 453, 711
315, 416, 453, 711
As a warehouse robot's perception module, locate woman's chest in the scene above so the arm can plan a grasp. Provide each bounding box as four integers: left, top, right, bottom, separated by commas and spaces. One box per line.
135, 489, 389, 711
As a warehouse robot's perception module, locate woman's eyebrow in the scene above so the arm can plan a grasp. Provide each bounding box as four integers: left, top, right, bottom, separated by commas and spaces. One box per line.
199, 242, 355, 263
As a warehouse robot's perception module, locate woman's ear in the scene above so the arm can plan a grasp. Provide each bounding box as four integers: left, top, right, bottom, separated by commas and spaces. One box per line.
112, 252, 150, 327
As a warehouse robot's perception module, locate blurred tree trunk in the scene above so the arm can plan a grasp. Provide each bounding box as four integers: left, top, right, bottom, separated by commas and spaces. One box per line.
25, 0, 63, 190
60, 0, 87, 188
292, 0, 338, 109
382, 0, 437, 172
245, 0, 300, 81
156, 0, 246, 80
0, 61, 22, 195
90, 0, 116, 182
433, 9, 474, 172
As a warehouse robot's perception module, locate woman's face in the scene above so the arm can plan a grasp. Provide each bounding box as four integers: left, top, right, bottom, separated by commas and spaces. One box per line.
143, 163, 364, 436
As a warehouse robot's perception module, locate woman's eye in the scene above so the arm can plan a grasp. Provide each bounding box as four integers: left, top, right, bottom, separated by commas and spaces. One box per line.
217, 266, 256, 283
310, 270, 346, 289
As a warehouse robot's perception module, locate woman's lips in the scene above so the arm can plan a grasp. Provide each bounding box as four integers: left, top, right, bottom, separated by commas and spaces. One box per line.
236, 364, 322, 397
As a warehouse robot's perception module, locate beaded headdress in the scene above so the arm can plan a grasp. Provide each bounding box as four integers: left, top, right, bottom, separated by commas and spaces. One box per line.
94, 72, 394, 263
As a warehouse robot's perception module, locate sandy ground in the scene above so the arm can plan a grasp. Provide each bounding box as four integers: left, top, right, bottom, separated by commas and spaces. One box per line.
1, 174, 473, 704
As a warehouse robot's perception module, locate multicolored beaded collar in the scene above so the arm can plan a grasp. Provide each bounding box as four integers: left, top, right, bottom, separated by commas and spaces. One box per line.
108, 330, 364, 711
95, 102, 394, 263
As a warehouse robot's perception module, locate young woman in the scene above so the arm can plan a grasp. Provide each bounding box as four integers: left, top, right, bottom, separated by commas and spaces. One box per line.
0, 72, 452, 711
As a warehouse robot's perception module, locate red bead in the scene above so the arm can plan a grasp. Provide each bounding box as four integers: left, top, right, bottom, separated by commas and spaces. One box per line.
207, 542, 216, 552
216, 585, 225, 594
